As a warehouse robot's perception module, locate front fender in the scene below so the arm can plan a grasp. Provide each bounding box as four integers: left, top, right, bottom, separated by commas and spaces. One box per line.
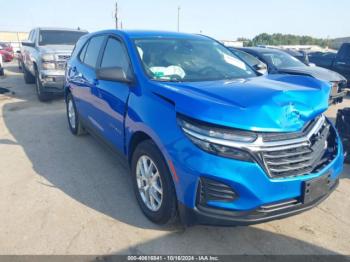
125, 88, 184, 197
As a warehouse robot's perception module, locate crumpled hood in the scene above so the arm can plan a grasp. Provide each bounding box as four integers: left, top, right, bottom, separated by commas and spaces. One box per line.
39, 45, 74, 54
278, 66, 346, 82
151, 74, 331, 132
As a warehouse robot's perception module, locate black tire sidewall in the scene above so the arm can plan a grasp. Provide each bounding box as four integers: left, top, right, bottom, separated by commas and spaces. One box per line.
66, 93, 79, 135
35, 70, 43, 96
131, 140, 177, 224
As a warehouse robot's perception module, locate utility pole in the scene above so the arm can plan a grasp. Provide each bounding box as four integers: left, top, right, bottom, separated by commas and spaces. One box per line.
115, 1, 119, 29
177, 6, 181, 32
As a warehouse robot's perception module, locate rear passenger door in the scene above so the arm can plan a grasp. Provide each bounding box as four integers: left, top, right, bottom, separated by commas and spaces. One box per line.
93, 36, 133, 152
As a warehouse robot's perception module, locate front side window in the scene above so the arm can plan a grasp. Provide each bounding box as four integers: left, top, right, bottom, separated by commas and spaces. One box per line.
83, 36, 105, 68
134, 38, 256, 82
100, 38, 131, 76
261, 51, 305, 69
39, 30, 87, 46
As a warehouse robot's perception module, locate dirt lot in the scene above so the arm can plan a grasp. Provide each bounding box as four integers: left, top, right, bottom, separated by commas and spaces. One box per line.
0, 61, 349, 255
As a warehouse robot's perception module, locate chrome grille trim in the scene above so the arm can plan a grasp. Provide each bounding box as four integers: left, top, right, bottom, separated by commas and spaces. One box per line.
183, 114, 337, 178
56, 54, 71, 61
182, 114, 326, 152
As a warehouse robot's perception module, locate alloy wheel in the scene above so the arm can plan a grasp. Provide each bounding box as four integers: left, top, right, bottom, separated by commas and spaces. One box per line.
136, 155, 163, 211
68, 99, 76, 129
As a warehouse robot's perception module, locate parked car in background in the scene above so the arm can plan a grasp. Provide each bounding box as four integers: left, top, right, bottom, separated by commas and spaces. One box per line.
309, 52, 336, 69
308, 43, 350, 87
16, 50, 22, 70
228, 47, 268, 74
65, 30, 343, 226
0, 55, 4, 76
21, 27, 88, 101
0, 42, 14, 62
284, 49, 310, 65
239, 47, 347, 104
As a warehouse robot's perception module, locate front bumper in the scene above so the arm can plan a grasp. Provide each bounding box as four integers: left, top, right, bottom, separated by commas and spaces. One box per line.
179, 178, 339, 226
169, 123, 344, 226
40, 69, 65, 93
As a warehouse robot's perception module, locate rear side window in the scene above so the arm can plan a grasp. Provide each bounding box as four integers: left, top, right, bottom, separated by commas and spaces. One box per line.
83, 35, 105, 68
100, 38, 131, 76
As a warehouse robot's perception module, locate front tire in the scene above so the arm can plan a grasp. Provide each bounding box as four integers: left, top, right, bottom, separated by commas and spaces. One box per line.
23, 64, 35, 84
131, 140, 178, 225
66, 93, 86, 136
35, 69, 50, 102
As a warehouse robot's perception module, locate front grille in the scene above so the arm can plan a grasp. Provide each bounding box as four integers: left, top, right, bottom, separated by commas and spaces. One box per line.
57, 54, 70, 61
260, 118, 338, 178
56, 61, 66, 70
55, 54, 70, 70
197, 177, 237, 206
262, 116, 320, 142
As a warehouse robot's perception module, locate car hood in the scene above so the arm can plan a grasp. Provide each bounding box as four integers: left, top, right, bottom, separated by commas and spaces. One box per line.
151, 74, 331, 132
39, 45, 74, 54
278, 66, 346, 82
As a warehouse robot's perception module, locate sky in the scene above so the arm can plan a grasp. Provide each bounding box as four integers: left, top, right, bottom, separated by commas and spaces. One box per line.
0, 0, 349, 40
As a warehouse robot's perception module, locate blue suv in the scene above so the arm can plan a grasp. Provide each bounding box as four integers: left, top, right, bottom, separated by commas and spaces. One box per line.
65, 30, 344, 226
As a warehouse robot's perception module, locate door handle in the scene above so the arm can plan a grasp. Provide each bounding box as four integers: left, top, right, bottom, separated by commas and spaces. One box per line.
336, 61, 346, 65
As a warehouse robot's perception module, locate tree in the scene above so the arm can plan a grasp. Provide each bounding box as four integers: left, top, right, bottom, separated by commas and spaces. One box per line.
241, 33, 329, 47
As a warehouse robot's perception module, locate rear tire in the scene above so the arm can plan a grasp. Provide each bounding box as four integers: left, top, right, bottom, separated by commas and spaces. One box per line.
131, 140, 178, 225
66, 93, 86, 136
35, 69, 50, 102
23, 65, 35, 84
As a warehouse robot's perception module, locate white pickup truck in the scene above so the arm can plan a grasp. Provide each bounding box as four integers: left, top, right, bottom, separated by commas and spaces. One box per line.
21, 27, 87, 101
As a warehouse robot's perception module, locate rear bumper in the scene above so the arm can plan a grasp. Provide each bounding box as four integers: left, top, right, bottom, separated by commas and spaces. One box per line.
179, 179, 339, 226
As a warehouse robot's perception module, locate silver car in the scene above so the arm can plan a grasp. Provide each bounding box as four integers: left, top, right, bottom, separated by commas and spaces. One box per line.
21, 27, 87, 101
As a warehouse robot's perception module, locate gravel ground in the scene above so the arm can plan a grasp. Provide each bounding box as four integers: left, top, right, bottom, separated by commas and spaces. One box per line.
0, 61, 349, 255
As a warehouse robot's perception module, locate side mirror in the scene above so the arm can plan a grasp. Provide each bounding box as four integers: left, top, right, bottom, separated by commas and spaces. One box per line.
253, 63, 268, 74
16, 50, 21, 54
21, 41, 35, 47
96, 66, 133, 83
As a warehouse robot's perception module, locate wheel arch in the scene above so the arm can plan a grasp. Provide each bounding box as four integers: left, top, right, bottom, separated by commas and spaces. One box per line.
128, 131, 152, 166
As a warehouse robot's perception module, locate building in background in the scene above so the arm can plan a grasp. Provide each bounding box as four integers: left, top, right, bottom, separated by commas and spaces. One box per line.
0, 31, 29, 52
331, 37, 350, 50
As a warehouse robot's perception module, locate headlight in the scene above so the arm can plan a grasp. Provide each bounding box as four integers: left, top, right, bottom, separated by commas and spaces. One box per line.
42, 62, 56, 70
177, 115, 257, 161
42, 54, 55, 62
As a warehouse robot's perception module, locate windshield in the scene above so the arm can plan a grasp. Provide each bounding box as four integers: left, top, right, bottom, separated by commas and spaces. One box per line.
261, 51, 306, 69
39, 30, 87, 46
134, 38, 257, 82
230, 48, 262, 67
